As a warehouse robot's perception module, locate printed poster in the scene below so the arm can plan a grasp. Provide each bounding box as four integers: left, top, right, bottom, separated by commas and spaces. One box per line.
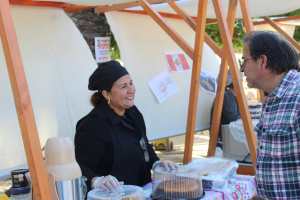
200, 70, 217, 95
95, 37, 110, 63
164, 51, 191, 72
148, 70, 179, 104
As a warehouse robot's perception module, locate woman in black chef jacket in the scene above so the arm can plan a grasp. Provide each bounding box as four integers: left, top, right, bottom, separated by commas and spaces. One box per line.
75, 61, 178, 193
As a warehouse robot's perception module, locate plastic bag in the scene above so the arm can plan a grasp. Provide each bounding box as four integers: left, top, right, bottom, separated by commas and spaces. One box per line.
188, 157, 239, 190
229, 119, 258, 151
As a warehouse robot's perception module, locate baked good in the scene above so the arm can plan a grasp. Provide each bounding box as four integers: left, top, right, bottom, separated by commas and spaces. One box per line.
154, 178, 201, 199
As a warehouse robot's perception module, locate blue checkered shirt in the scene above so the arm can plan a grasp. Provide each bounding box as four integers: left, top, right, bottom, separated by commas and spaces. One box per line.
255, 69, 300, 199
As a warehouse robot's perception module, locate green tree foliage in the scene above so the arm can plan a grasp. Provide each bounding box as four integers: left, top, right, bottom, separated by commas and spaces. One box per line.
108, 25, 120, 60
205, 19, 246, 53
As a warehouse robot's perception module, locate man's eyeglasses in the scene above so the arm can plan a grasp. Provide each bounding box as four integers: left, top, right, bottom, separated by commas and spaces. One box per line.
238, 56, 251, 69
140, 138, 150, 162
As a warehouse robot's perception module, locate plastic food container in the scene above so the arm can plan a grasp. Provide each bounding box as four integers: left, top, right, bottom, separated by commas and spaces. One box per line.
188, 157, 239, 190
87, 185, 144, 200
152, 166, 203, 199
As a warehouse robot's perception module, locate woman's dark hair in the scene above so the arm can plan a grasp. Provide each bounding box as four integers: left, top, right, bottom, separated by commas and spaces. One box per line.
242, 31, 300, 74
90, 86, 113, 107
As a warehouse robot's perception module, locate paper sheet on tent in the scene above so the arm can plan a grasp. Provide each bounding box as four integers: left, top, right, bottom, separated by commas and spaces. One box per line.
0, 5, 96, 178
105, 11, 220, 141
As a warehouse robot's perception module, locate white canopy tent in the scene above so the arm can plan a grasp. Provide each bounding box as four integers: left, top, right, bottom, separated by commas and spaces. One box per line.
0, 5, 96, 179
1, 0, 300, 199
36, 0, 300, 18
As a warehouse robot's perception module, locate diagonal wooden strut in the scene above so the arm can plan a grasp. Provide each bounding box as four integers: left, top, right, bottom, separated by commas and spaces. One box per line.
183, 0, 209, 164
213, 0, 257, 165
0, 0, 52, 199
262, 16, 300, 52
166, 0, 224, 59
207, 0, 238, 157
9, 0, 69, 7
95, 0, 166, 13
239, 0, 265, 103
138, 0, 194, 59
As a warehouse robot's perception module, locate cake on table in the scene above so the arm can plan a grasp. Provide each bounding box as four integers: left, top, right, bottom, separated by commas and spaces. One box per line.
152, 166, 203, 199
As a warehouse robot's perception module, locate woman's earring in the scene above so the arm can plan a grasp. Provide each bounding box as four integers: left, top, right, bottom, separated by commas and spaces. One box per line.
108, 99, 110, 104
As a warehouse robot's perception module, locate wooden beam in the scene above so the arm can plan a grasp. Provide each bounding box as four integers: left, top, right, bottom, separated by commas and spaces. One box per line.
95, 0, 165, 13
237, 165, 255, 175
262, 16, 300, 52
213, 0, 257, 166
183, 0, 208, 164
120, 9, 197, 20
240, 0, 265, 103
253, 15, 300, 26
206, 19, 218, 25
9, 0, 69, 7
166, 0, 224, 58
239, 0, 253, 32
138, 0, 194, 59
0, 0, 52, 200
64, 5, 96, 13
207, 0, 238, 157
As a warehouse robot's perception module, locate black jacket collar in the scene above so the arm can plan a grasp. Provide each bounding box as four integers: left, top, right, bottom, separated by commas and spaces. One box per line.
95, 100, 138, 132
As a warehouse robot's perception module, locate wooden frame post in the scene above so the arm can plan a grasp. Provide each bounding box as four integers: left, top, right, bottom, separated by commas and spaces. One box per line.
212, 0, 257, 165
207, 0, 238, 157
0, 1, 52, 199
183, 0, 208, 164
239, 0, 265, 103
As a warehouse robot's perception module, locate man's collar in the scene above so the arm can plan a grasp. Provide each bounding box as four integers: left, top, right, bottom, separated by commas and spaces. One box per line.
271, 70, 298, 99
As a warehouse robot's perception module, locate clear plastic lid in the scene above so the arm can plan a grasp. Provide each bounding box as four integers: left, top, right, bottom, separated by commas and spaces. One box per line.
87, 185, 144, 200
152, 166, 203, 199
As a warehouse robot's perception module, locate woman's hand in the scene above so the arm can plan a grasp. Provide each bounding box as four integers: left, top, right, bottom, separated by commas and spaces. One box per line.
155, 161, 178, 170
92, 175, 124, 191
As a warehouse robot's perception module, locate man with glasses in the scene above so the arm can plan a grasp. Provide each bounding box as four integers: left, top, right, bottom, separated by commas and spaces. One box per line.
240, 31, 300, 199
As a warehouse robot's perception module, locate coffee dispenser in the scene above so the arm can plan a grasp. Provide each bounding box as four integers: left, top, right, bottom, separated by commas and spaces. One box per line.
44, 136, 86, 200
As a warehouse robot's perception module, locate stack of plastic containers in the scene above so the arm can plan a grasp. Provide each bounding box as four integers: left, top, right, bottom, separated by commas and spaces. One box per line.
152, 166, 203, 199
87, 185, 144, 200
248, 102, 262, 119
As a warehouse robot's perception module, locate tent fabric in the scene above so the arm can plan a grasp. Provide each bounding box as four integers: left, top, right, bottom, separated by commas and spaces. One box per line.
127, 0, 300, 18
0, 5, 96, 178
105, 11, 220, 141
36, 0, 300, 18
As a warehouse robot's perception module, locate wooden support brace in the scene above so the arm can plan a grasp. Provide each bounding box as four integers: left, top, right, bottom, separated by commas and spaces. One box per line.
253, 15, 300, 26
207, 0, 238, 157
239, 0, 265, 103
262, 16, 300, 52
166, 0, 224, 58
64, 5, 96, 13
95, 0, 166, 13
0, 0, 52, 199
183, 0, 209, 164
138, 0, 194, 59
212, 0, 257, 165
9, 0, 69, 7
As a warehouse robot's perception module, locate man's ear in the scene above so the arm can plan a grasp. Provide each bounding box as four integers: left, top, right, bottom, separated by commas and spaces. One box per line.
260, 55, 267, 70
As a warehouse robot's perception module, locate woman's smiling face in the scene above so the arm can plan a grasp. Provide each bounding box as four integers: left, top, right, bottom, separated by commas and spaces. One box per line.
104, 74, 135, 115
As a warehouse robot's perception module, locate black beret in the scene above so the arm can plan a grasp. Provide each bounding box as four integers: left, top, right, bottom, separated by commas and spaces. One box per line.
88, 60, 129, 91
